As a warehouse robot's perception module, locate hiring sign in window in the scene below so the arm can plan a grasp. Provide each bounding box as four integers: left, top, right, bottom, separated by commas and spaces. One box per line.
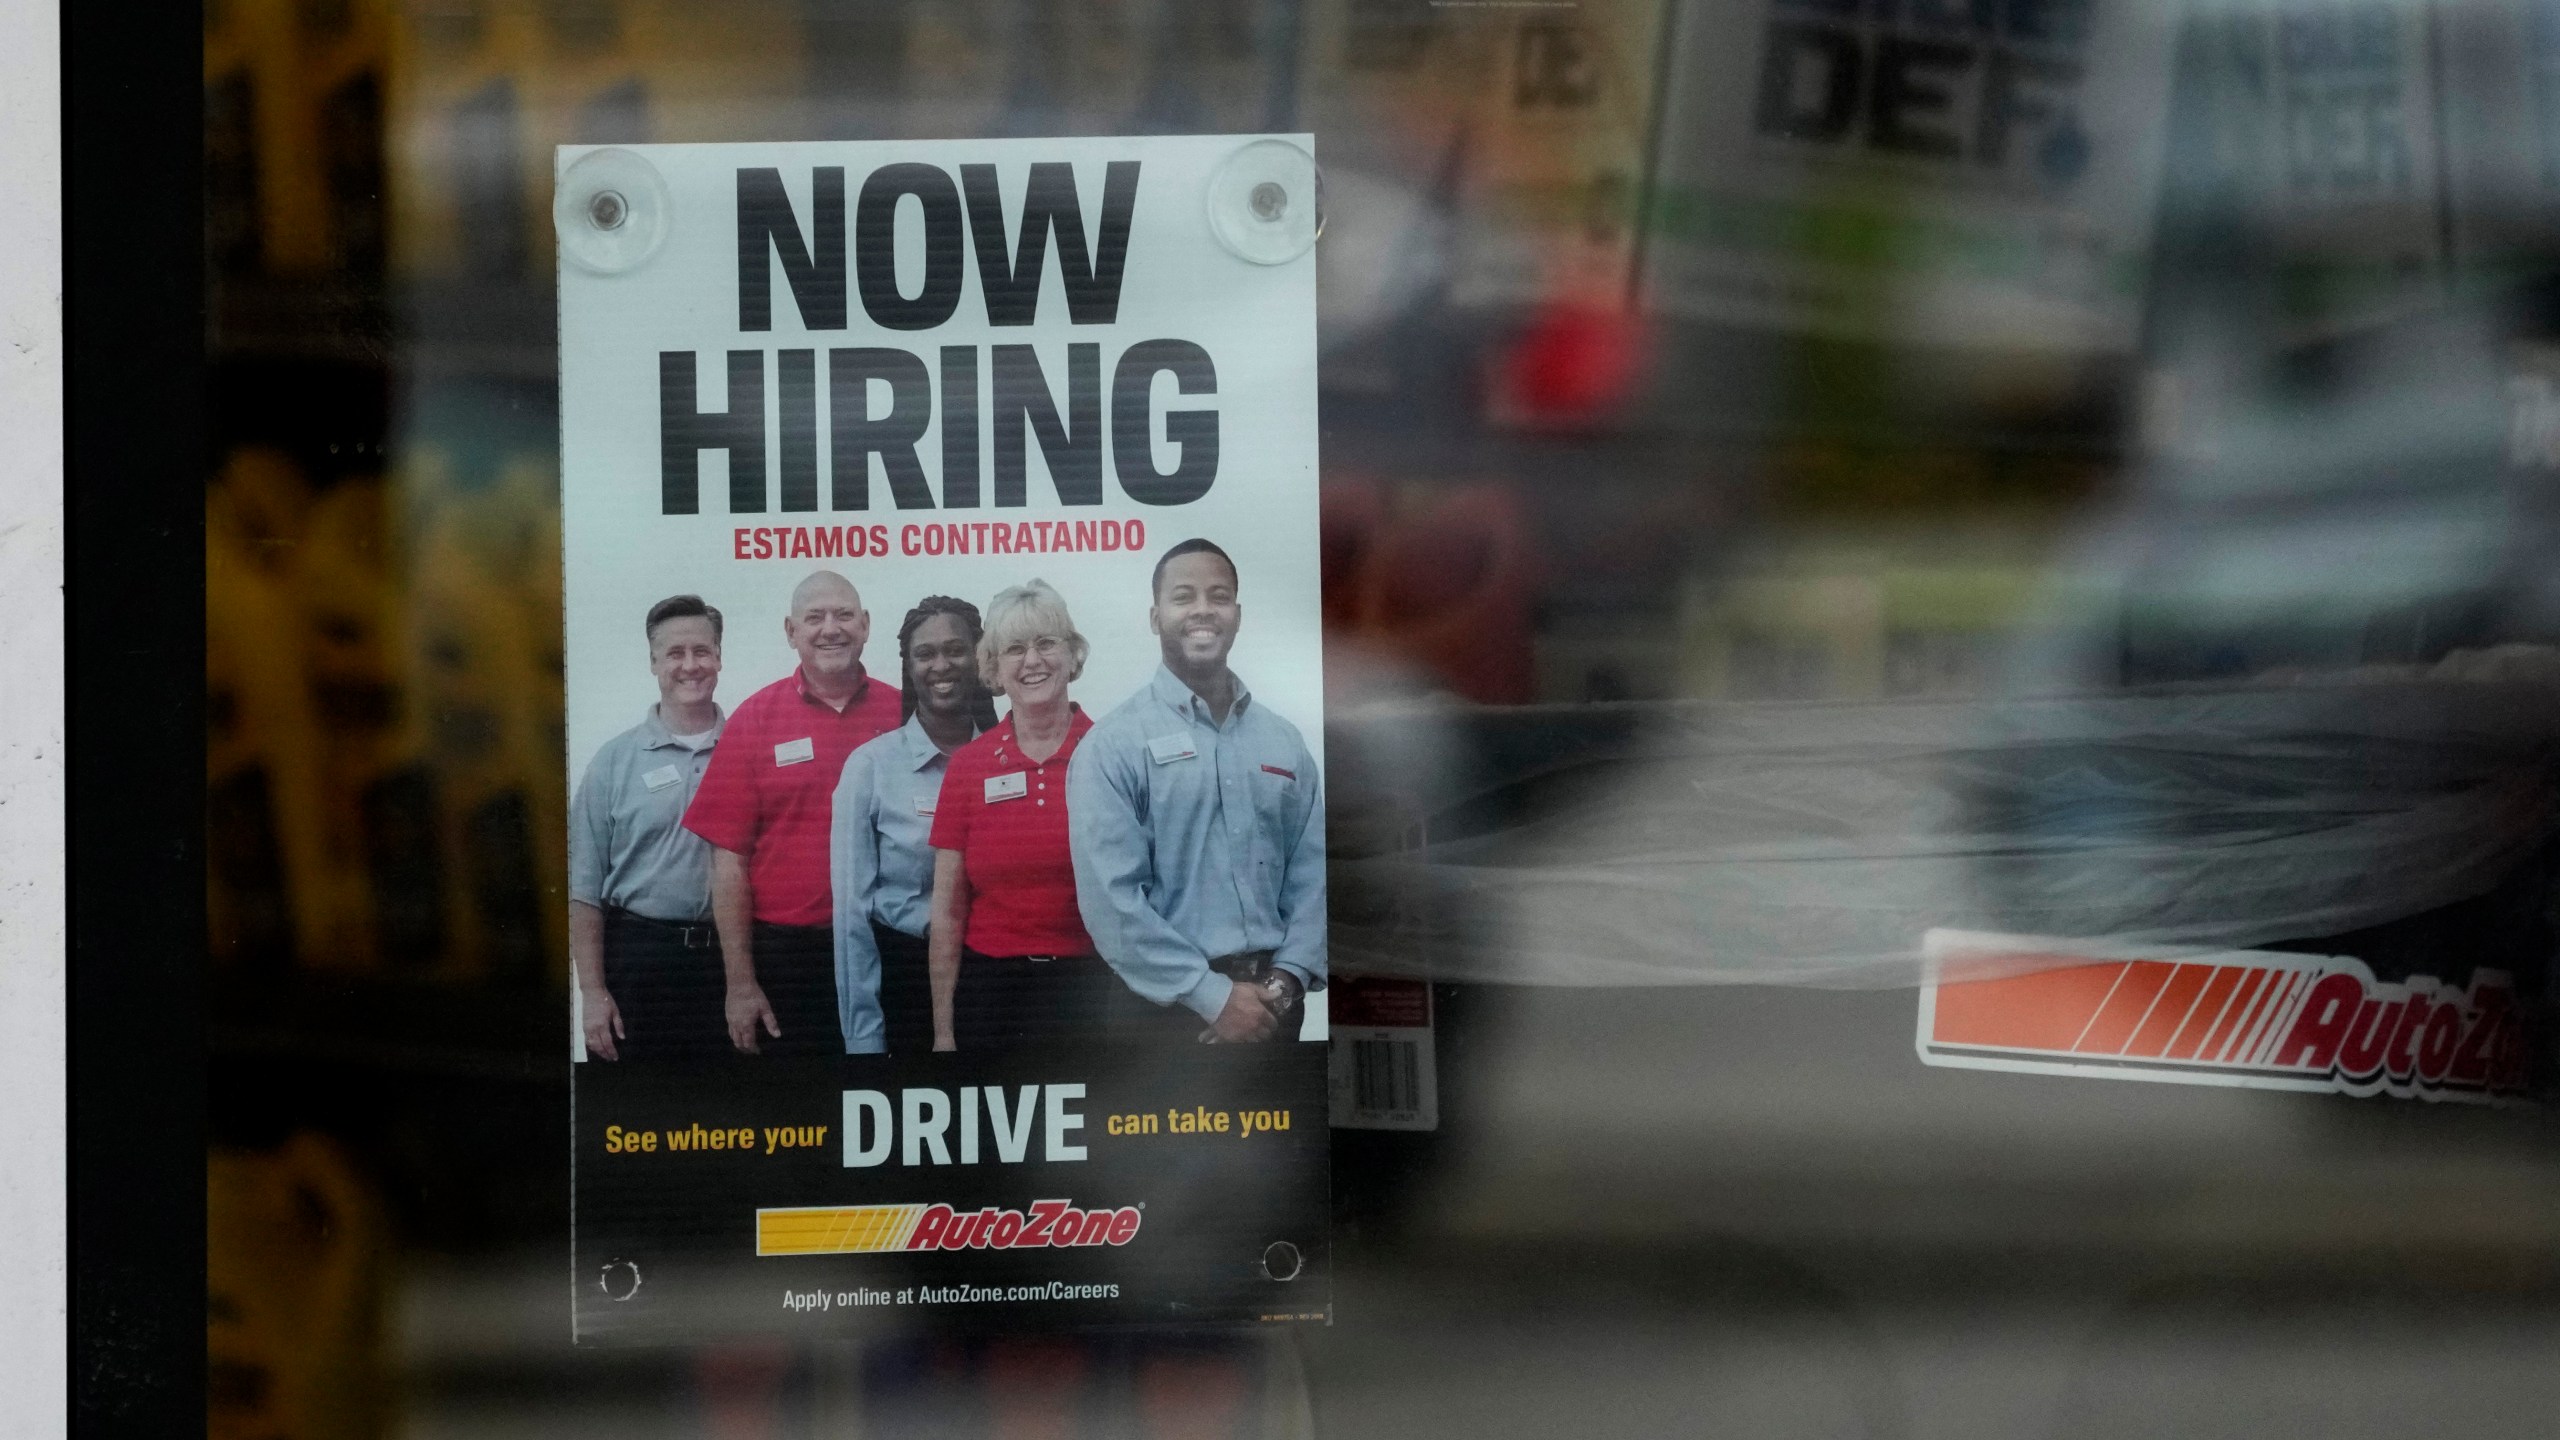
557, 136, 1330, 1341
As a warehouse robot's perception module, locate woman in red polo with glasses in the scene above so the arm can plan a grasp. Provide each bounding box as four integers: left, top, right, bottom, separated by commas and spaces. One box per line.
925, 580, 1110, 1049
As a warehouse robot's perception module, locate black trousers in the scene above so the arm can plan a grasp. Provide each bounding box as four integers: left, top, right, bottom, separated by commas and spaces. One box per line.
599, 909, 728, 1062
751, 920, 841, 1057
953, 949, 1123, 1050
873, 920, 932, 1055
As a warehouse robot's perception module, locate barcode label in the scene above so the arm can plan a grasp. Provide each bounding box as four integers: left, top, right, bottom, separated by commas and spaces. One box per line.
1353, 1039, 1421, 1115
1329, 979, 1437, 1131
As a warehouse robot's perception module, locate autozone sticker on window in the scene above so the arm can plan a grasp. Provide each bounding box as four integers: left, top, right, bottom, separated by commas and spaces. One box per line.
1916, 929, 2529, 1104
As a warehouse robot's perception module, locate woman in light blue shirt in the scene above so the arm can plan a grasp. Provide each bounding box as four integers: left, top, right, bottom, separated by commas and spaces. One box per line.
830, 597, 998, 1053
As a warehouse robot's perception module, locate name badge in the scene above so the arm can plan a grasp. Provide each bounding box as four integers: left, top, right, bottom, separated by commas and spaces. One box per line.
1148, 734, 1197, 765
774, 737, 815, 767
985, 771, 1028, 803
642, 764, 682, 792
913, 796, 936, 816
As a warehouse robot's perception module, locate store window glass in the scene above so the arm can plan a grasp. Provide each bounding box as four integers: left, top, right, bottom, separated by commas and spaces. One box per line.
206, 2, 2560, 1437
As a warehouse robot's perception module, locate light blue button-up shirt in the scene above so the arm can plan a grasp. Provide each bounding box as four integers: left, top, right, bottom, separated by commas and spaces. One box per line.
829, 713, 968, 1053
1067, 666, 1326, 1021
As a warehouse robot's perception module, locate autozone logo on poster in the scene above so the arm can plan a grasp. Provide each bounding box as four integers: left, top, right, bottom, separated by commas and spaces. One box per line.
757, 1199, 1143, 1256
1917, 929, 2530, 1102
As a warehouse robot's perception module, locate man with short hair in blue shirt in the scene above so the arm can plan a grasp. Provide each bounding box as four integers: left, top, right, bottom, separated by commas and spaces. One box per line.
570, 594, 728, 1061
1068, 538, 1326, 1043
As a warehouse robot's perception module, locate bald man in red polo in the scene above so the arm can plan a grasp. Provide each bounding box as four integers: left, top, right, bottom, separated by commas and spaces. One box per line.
683, 571, 904, 1055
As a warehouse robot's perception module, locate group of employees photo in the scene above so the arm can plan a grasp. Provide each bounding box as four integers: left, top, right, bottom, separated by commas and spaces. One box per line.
567, 539, 1326, 1063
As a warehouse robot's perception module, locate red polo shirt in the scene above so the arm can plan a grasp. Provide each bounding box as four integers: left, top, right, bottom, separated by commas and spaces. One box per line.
683, 665, 903, 926
929, 709, 1096, 957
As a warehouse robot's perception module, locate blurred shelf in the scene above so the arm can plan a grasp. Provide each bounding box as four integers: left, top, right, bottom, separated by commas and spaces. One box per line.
211, 274, 562, 382
210, 970, 565, 1085
211, 273, 394, 368
397, 278, 562, 382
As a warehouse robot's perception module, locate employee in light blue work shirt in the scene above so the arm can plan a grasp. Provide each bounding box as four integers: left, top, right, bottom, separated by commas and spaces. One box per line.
571, 594, 727, 1062
829, 597, 997, 1053
1068, 538, 1325, 1043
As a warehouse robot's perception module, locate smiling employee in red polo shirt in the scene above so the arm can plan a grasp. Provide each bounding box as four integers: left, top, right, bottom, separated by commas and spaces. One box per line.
925, 579, 1107, 1050
684, 570, 904, 1055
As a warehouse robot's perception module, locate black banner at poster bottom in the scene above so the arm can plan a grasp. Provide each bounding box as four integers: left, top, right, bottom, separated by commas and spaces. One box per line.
573, 1043, 1330, 1342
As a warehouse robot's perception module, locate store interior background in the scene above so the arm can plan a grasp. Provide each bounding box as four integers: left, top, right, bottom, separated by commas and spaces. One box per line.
205, 1, 2560, 1436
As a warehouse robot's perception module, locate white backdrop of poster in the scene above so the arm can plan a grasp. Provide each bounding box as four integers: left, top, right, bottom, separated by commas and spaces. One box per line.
1639, 0, 2179, 352
558, 135, 1326, 1045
